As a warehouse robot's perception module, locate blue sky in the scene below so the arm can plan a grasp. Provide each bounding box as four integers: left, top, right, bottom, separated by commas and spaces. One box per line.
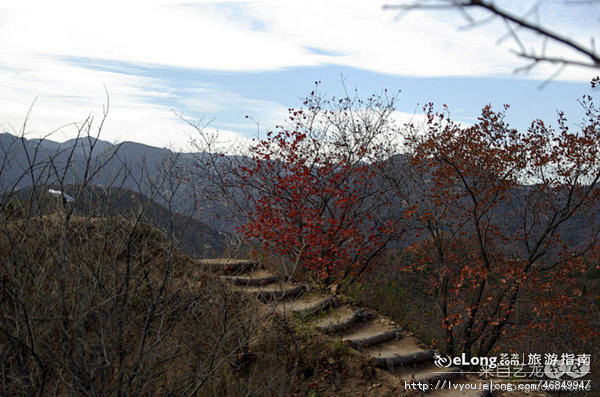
0, 0, 598, 151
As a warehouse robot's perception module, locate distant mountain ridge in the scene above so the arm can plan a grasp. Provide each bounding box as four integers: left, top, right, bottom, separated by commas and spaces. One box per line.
4, 184, 227, 258
1, 132, 597, 255
0, 132, 237, 233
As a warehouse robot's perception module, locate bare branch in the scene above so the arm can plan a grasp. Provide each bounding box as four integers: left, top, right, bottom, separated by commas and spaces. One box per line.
384, 0, 600, 75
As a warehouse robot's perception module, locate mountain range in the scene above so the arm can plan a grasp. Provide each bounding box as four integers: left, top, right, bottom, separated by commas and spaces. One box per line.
0, 132, 236, 256
1, 132, 598, 260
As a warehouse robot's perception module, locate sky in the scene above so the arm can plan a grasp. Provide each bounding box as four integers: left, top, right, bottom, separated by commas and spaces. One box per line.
0, 0, 599, 152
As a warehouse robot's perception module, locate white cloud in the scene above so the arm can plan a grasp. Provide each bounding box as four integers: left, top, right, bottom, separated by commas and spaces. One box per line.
0, 0, 595, 151
176, 88, 289, 125
0, 0, 318, 72
0, 53, 253, 151
2, 0, 595, 78
247, 0, 595, 80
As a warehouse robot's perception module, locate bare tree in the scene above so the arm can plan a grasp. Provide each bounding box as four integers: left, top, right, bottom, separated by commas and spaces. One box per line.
0, 108, 271, 395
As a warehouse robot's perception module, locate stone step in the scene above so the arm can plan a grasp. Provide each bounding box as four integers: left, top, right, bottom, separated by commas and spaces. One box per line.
277, 294, 338, 318
242, 283, 310, 303
340, 320, 402, 350
196, 258, 258, 274
315, 306, 369, 334
366, 338, 435, 369
222, 270, 282, 286
197, 256, 489, 395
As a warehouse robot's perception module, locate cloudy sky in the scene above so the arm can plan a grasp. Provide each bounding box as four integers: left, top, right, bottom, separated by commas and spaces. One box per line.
1, 0, 598, 151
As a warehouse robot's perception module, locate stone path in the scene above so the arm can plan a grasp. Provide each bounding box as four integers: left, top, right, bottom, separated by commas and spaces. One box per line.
197, 258, 491, 396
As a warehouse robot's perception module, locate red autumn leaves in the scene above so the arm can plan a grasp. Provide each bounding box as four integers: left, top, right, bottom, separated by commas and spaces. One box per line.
239, 90, 401, 286
233, 79, 599, 353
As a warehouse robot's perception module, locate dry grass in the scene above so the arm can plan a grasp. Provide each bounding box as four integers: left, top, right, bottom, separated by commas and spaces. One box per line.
0, 213, 261, 395
0, 212, 396, 395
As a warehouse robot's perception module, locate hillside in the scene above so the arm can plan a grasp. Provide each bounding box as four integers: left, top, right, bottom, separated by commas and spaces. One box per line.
0, 132, 241, 233
4, 184, 228, 257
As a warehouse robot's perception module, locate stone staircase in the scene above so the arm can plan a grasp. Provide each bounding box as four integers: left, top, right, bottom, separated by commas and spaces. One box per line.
198, 258, 491, 396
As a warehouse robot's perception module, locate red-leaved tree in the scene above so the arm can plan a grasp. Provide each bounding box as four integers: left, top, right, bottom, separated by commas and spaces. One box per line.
239, 88, 409, 288
398, 79, 600, 357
